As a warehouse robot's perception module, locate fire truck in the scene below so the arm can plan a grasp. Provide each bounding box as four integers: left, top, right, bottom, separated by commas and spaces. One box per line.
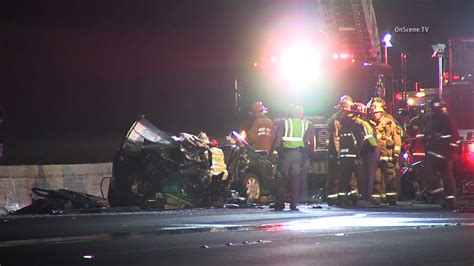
444, 37, 474, 199
401, 37, 474, 201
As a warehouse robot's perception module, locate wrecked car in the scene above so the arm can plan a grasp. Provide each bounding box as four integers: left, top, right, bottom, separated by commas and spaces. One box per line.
107, 117, 275, 210
107, 117, 230, 209
223, 131, 276, 203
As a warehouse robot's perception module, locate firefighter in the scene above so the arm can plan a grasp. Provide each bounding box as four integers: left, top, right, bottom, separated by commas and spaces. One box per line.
350, 102, 380, 207
337, 101, 367, 207
326, 95, 355, 206
422, 99, 459, 209
368, 97, 402, 205
397, 108, 411, 139
247, 101, 275, 153
406, 103, 430, 161
272, 105, 315, 210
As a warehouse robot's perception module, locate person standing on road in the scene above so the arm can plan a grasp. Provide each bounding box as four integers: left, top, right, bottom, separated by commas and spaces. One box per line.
247, 101, 275, 153
337, 101, 364, 207
326, 95, 354, 206
272, 105, 315, 210
368, 97, 402, 205
422, 99, 459, 209
406, 103, 430, 162
350, 102, 380, 208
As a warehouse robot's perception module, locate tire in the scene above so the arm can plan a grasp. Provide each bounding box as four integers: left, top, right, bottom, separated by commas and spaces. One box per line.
242, 172, 261, 203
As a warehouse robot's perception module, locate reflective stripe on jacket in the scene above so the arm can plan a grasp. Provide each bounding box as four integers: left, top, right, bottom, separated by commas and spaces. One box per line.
282, 118, 309, 148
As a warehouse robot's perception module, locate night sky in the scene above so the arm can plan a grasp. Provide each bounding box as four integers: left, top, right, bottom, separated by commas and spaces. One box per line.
2, 0, 474, 164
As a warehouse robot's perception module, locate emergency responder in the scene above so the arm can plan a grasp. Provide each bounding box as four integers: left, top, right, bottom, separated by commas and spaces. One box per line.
397, 108, 411, 139
247, 101, 275, 153
422, 99, 459, 209
349, 102, 380, 207
326, 95, 354, 206
272, 105, 315, 210
406, 103, 430, 161
368, 98, 402, 205
337, 100, 366, 207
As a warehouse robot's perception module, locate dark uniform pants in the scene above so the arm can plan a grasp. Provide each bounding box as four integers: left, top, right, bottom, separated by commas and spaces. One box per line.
339, 157, 361, 201
276, 148, 303, 208
359, 148, 380, 201
422, 153, 456, 198
300, 151, 311, 203
374, 160, 398, 202
326, 155, 340, 203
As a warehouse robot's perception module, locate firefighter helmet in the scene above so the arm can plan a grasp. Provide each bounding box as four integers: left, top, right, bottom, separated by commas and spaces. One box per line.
370, 101, 385, 113
367, 97, 385, 113
431, 100, 449, 115
336, 95, 354, 111
351, 102, 368, 115
398, 108, 409, 117
251, 101, 268, 115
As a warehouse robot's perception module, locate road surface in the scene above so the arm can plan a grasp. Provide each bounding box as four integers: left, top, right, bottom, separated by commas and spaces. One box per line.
1, 202, 474, 266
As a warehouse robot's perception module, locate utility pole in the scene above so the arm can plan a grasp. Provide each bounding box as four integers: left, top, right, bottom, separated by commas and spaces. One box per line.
431, 44, 446, 100
400, 52, 408, 99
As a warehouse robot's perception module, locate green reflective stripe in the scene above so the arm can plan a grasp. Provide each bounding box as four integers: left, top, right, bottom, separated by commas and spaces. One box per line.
386, 192, 397, 196
327, 194, 338, 198
284, 120, 289, 138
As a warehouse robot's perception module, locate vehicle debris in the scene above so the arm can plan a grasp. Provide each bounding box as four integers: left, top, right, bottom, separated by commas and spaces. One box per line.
11, 188, 108, 215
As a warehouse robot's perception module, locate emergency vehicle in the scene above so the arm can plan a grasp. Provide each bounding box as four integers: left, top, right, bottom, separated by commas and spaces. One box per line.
399, 37, 474, 200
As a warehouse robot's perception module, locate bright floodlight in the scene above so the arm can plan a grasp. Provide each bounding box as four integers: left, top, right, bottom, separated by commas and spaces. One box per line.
279, 43, 320, 87
383, 33, 393, 47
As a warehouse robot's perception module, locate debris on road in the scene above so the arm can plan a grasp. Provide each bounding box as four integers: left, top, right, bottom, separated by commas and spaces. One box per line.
11, 188, 108, 215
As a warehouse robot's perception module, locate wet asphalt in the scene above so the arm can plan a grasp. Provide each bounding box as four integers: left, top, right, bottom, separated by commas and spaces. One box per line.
1, 202, 474, 266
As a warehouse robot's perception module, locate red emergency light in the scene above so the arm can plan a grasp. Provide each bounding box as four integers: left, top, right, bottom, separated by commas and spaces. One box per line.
461, 142, 474, 169
332, 52, 353, 60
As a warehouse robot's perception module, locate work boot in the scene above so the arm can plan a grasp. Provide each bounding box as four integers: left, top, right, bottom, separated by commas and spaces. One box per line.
442, 197, 457, 210
326, 197, 338, 206
336, 195, 352, 207
355, 200, 372, 208
370, 198, 381, 206
270, 202, 285, 211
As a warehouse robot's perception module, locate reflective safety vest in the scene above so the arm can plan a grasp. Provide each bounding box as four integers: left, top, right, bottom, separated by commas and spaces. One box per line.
282, 118, 309, 149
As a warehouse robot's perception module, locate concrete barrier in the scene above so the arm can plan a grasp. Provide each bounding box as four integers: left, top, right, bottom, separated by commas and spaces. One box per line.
0, 163, 112, 214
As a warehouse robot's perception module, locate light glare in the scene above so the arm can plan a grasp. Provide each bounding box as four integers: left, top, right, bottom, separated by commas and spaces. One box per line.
279, 43, 320, 87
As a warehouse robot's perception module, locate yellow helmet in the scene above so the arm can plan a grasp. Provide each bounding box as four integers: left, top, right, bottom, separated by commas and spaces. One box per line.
336, 95, 354, 111
369, 101, 385, 113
